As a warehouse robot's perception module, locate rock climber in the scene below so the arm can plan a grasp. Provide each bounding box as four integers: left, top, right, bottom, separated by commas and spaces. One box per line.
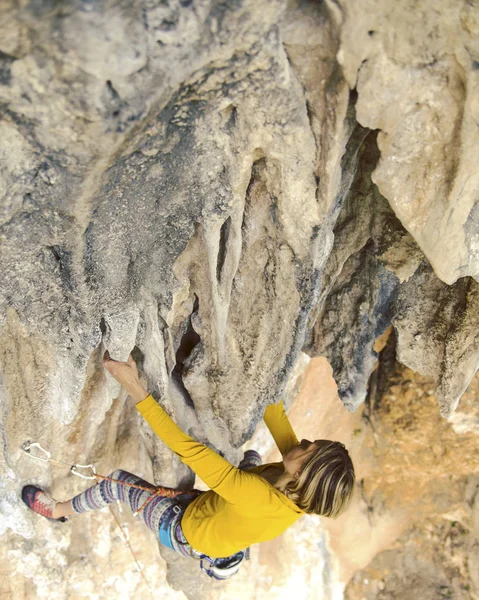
22, 351, 355, 574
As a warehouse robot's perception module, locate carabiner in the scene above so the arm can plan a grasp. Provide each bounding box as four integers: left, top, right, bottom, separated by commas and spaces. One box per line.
199, 555, 214, 575
70, 463, 97, 480
22, 442, 51, 462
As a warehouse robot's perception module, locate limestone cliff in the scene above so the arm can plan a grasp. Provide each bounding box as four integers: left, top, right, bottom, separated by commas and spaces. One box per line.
1, 0, 478, 599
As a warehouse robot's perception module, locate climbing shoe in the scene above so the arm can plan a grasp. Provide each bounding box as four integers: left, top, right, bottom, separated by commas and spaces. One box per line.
21, 485, 67, 522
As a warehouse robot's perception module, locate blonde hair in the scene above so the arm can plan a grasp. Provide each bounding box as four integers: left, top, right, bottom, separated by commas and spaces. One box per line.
280, 441, 355, 517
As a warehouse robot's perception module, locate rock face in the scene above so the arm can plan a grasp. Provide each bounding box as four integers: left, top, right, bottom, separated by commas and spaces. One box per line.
0, 0, 478, 598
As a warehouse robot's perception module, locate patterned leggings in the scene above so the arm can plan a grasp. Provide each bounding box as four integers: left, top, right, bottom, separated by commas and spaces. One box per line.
70, 450, 261, 556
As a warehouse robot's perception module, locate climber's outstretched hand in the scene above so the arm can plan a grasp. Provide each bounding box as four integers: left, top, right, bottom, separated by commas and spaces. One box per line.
102, 351, 149, 404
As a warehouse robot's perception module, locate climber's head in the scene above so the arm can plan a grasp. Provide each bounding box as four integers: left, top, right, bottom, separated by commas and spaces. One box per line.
282, 439, 355, 517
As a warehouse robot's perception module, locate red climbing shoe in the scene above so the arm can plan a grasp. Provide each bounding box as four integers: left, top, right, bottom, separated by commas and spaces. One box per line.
21, 485, 67, 522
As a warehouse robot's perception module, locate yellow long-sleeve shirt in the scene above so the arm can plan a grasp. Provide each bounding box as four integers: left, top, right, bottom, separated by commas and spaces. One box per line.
136, 395, 303, 558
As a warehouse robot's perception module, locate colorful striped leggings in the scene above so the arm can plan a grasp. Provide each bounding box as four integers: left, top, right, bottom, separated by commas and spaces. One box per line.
70, 450, 261, 556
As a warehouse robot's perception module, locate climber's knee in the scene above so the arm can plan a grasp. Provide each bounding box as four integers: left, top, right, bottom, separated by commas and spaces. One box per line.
109, 469, 129, 481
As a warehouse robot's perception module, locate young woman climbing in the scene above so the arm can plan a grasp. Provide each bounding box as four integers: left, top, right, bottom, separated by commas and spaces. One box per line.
22, 352, 355, 570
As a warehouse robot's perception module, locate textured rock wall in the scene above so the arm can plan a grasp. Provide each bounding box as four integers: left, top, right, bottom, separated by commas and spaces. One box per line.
1, 0, 478, 598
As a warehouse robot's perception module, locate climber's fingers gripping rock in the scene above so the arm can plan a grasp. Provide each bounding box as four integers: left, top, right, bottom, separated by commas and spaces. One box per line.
103, 352, 149, 404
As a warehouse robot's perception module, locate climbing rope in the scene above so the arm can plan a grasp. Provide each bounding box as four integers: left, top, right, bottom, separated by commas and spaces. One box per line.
22, 441, 190, 514
21, 440, 190, 596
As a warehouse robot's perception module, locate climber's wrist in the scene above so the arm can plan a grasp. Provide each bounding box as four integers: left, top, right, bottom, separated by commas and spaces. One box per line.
128, 382, 150, 404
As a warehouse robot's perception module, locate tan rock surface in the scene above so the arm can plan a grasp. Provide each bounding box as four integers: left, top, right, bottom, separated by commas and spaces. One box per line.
337, 0, 479, 285
253, 355, 479, 600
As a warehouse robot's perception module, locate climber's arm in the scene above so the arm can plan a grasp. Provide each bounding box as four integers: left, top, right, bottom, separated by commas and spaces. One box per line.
136, 395, 273, 506
263, 400, 299, 456
102, 353, 272, 506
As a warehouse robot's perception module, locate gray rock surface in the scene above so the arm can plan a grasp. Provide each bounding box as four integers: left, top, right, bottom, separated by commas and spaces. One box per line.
0, 0, 478, 598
